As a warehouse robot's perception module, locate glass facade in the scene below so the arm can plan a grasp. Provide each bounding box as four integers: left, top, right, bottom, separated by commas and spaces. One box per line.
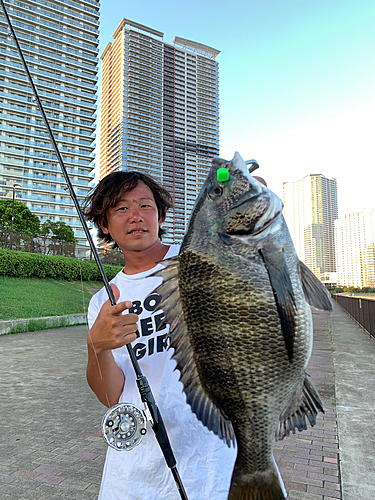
99, 19, 220, 243
335, 209, 375, 288
283, 174, 338, 281
0, 0, 99, 252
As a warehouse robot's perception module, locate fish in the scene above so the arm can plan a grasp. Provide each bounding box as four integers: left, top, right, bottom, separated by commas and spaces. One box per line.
152, 152, 332, 500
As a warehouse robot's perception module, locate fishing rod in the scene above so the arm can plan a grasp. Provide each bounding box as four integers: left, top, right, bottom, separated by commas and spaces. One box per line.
0, 2, 188, 498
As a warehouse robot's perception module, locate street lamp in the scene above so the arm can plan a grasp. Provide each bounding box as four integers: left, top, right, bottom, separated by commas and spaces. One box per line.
10, 183, 22, 250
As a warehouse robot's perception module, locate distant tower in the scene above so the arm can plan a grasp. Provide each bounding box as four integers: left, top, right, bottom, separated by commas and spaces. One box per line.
99, 19, 220, 243
283, 174, 338, 281
334, 209, 375, 288
0, 0, 99, 252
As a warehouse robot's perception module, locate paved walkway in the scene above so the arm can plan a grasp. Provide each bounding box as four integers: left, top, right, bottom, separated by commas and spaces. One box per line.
331, 301, 375, 500
0, 324, 106, 499
0, 302, 374, 499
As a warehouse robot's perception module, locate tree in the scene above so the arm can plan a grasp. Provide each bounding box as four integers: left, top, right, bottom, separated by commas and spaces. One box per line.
40, 219, 76, 242
0, 199, 40, 234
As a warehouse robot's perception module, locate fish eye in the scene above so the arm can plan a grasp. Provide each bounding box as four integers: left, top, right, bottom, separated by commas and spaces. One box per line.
209, 185, 223, 199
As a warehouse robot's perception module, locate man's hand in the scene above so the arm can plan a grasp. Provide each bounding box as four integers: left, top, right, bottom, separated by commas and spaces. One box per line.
86, 284, 138, 407
89, 284, 139, 354
253, 175, 267, 187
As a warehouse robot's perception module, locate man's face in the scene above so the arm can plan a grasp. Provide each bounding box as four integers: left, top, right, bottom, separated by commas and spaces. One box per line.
99, 181, 162, 253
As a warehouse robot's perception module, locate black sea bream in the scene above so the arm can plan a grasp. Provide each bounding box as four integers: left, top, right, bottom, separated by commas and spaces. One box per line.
153, 152, 332, 500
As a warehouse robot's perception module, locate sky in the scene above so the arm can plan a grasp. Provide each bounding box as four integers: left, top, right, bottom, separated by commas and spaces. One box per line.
98, 0, 375, 217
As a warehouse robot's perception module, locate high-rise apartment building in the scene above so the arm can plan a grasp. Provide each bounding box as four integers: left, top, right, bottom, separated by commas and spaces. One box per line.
335, 209, 375, 288
99, 18, 220, 243
0, 0, 99, 252
283, 174, 338, 281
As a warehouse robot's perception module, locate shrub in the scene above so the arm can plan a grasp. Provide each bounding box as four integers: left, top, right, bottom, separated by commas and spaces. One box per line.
0, 249, 123, 281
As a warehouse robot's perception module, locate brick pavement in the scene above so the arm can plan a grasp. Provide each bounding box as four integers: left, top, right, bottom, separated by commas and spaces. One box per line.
0, 309, 340, 499
274, 308, 341, 500
0, 325, 107, 499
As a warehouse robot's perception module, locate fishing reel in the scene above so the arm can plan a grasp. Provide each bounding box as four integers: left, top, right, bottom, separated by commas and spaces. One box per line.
102, 403, 148, 451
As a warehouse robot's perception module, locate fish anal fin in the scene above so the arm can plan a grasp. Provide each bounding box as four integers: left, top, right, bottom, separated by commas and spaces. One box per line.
259, 248, 296, 362
276, 373, 324, 441
300, 260, 333, 311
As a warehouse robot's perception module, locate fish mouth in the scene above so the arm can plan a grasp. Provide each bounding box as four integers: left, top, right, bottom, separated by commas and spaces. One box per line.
251, 209, 282, 235
229, 193, 259, 213
227, 178, 284, 237
227, 210, 282, 237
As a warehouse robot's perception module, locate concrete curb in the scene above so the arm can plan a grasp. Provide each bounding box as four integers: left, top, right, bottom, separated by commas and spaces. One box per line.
0, 313, 88, 335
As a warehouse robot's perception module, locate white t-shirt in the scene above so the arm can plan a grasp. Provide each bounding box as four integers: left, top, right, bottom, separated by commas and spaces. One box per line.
88, 245, 237, 500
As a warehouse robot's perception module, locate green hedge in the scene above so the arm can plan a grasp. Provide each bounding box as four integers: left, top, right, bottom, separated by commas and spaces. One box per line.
0, 249, 123, 281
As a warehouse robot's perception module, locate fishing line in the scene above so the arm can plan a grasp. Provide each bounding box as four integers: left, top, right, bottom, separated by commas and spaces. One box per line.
78, 257, 111, 408
0, 3, 188, 498
78, 258, 86, 315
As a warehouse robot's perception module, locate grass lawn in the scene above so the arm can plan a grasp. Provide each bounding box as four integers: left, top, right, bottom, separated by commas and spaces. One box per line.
0, 276, 104, 320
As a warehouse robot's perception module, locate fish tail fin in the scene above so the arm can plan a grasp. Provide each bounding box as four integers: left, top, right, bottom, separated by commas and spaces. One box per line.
228, 467, 285, 500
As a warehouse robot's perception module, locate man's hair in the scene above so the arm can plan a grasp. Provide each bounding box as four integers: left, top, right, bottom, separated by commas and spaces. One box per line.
82, 171, 172, 246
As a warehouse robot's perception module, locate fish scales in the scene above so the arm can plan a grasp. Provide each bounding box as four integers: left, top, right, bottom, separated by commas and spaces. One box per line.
179, 248, 309, 468
152, 152, 331, 500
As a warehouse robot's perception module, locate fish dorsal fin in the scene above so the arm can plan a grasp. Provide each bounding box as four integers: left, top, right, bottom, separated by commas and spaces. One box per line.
275, 373, 324, 441
151, 257, 235, 447
299, 261, 333, 311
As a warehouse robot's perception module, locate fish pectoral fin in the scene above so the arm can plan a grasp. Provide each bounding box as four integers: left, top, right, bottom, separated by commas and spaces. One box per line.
299, 260, 333, 311
152, 255, 236, 448
276, 373, 324, 441
259, 247, 296, 362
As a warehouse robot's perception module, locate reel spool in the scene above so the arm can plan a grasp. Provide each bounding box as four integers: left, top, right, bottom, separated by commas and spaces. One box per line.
102, 403, 148, 451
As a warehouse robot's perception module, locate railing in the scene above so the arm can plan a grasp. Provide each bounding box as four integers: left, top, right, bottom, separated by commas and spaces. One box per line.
332, 294, 375, 339
0, 229, 125, 266
1, 228, 77, 258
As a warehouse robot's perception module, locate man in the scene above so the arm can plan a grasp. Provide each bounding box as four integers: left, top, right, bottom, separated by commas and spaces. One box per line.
30, 235, 40, 253
83, 170, 239, 500
83, 170, 285, 500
